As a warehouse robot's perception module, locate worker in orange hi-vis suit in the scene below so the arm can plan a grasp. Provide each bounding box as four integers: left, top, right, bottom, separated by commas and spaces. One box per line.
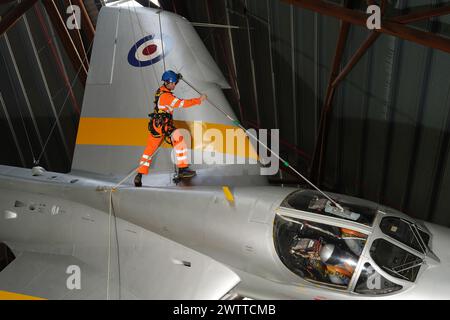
134, 70, 207, 187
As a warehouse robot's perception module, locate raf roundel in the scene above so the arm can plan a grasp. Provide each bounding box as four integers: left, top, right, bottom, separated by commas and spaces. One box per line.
128, 34, 171, 67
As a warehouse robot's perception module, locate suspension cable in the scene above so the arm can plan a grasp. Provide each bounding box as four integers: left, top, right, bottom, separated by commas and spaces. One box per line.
106, 3, 168, 300
106, 144, 162, 300
35, 40, 94, 166
157, 10, 166, 72
0, 46, 38, 165
106, 189, 113, 300
127, 3, 158, 115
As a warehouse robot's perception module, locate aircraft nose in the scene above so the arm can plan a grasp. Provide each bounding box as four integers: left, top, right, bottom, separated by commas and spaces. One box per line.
412, 262, 450, 299
411, 223, 450, 299
424, 223, 450, 265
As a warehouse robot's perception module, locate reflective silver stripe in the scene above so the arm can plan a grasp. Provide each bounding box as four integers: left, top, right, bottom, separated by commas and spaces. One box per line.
175, 149, 186, 154
142, 155, 150, 159
177, 156, 188, 161
179, 100, 185, 108
170, 98, 179, 107
140, 162, 150, 167
159, 105, 174, 113
158, 97, 174, 112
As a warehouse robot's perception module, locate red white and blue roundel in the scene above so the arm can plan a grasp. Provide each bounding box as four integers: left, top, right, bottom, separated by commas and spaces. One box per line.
128, 34, 172, 67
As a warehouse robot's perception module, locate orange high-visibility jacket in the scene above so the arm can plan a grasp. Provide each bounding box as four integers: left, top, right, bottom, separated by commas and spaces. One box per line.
156, 85, 202, 114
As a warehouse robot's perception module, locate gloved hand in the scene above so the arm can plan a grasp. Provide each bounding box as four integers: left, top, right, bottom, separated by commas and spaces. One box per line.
200, 94, 207, 102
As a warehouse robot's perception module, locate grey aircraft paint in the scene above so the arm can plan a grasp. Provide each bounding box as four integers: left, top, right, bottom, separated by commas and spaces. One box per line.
1, 2, 450, 300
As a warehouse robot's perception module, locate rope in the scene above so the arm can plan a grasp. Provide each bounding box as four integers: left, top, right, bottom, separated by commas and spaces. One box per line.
106, 190, 113, 300
130, 3, 165, 99
105, 144, 163, 300
106, 4, 170, 299
180, 77, 344, 212
111, 145, 163, 191
106, 7, 167, 296
126, 4, 153, 115
106, 186, 123, 300
158, 10, 166, 72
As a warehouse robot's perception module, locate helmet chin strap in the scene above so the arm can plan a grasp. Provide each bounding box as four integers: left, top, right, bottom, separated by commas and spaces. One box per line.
163, 82, 174, 89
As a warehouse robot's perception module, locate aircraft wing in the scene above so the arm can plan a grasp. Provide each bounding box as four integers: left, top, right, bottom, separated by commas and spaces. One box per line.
0, 236, 240, 300
0, 167, 240, 300
0, 251, 108, 300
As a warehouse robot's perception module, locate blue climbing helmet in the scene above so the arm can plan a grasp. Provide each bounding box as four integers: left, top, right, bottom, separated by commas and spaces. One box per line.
161, 70, 180, 84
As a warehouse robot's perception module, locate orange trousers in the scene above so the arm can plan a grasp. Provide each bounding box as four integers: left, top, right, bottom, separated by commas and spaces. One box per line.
137, 126, 188, 175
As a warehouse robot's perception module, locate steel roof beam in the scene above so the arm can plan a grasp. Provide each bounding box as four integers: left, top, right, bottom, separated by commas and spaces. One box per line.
283, 0, 450, 55
310, 21, 350, 182
392, 4, 450, 24
308, 0, 388, 183
72, 0, 95, 44
65, 0, 89, 70
42, 0, 88, 85
331, 32, 380, 88
0, 0, 39, 37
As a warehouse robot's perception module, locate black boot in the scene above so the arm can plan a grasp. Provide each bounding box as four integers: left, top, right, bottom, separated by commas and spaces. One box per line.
134, 173, 142, 187
178, 167, 196, 179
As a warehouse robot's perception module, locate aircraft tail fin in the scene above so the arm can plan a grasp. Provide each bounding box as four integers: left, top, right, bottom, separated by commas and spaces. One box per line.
71, 4, 261, 181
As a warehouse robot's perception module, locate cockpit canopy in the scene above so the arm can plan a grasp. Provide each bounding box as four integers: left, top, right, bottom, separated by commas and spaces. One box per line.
274, 215, 367, 290
282, 190, 378, 226
370, 238, 422, 282
379, 217, 430, 254
273, 214, 427, 295
275, 190, 434, 296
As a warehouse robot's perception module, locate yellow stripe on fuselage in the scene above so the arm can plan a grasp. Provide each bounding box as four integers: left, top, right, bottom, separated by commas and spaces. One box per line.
0, 290, 45, 300
76, 118, 259, 160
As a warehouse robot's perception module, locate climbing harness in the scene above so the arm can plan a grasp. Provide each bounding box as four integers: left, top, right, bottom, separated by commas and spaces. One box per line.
148, 87, 176, 145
